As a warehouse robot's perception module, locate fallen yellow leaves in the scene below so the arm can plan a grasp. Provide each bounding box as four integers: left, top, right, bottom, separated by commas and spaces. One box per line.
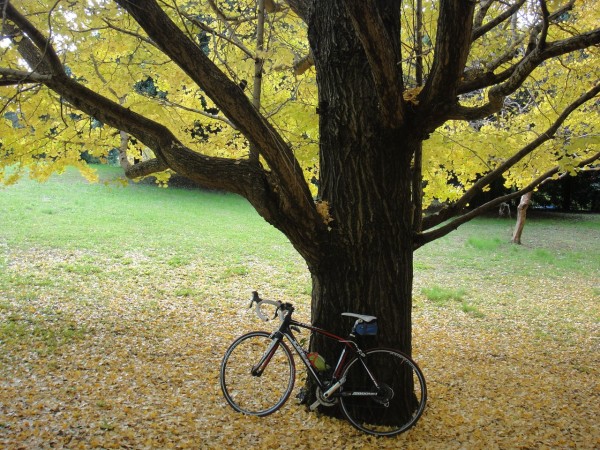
1, 247, 599, 449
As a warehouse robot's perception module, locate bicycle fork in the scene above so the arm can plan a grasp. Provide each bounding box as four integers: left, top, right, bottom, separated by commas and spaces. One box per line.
251, 333, 282, 376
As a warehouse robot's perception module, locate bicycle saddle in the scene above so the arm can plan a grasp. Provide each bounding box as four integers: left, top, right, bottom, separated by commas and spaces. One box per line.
341, 312, 377, 323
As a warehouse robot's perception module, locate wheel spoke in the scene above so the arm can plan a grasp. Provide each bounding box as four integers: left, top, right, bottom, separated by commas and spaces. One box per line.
220, 332, 295, 416
339, 349, 426, 436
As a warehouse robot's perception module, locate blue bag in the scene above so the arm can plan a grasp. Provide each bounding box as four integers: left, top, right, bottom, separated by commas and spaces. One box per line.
355, 321, 378, 336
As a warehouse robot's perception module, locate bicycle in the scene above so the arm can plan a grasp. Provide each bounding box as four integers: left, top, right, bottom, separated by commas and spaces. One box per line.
219, 291, 427, 436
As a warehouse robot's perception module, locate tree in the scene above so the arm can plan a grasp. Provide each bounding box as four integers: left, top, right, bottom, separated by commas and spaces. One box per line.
1, 0, 599, 421
512, 192, 533, 244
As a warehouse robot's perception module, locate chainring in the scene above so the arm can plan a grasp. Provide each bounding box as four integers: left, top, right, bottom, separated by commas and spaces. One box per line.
316, 386, 338, 407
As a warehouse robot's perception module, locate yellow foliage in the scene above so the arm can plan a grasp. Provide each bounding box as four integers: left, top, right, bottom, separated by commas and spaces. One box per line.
1, 0, 318, 187
403, 86, 423, 105
315, 200, 334, 225
1, 0, 598, 206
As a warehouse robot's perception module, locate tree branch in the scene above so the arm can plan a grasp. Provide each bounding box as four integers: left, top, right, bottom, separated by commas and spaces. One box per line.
342, 0, 405, 127
420, 0, 476, 107
2, 3, 295, 225
117, 0, 312, 185
281, 0, 309, 22
293, 51, 314, 75
451, 28, 600, 122
0, 67, 51, 85
415, 151, 600, 248
113, 0, 320, 235
107, 0, 326, 264
538, 0, 550, 50
472, 0, 493, 30
471, 0, 527, 42
422, 82, 600, 230
458, 0, 580, 96
183, 13, 254, 59
1, 1, 63, 74
72, 0, 324, 265
42, 71, 317, 252
124, 158, 168, 179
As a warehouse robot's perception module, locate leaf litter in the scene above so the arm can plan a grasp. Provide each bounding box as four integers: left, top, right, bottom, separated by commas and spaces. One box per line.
0, 246, 598, 449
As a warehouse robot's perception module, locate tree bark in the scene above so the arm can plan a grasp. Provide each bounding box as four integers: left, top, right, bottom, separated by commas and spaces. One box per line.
303, 0, 415, 368
511, 192, 533, 244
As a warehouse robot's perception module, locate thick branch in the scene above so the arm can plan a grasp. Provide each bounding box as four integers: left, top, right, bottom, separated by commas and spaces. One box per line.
124, 158, 168, 179
2, 1, 63, 74
2, 5, 271, 206
44, 74, 260, 192
264, 0, 283, 13
415, 151, 600, 248
41, 73, 316, 252
3, 0, 324, 264
420, 0, 476, 106
539, 0, 550, 49
423, 83, 600, 231
293, 51, 314, 75
342, 0, 405, 127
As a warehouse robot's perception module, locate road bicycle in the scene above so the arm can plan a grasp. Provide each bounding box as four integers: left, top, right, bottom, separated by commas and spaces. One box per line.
219, 291, 427, 436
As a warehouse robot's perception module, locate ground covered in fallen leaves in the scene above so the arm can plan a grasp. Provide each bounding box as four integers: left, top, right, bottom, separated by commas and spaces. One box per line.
0, 174, 598, 449
1, 243, 598, 449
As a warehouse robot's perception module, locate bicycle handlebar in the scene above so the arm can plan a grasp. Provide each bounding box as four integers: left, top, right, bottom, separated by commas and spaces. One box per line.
249, 291, 285, 322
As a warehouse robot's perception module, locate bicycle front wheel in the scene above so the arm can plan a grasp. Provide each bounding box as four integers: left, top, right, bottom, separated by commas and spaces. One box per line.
339, 348, 427, 436
220, 331, 296, 416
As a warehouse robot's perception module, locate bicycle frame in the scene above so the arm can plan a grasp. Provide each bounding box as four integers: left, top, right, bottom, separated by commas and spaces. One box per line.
266, 309, 381, 402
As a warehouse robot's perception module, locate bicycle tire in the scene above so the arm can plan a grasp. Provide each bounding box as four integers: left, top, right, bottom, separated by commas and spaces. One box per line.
220, 331, 296, 416
339, 348, 427, 436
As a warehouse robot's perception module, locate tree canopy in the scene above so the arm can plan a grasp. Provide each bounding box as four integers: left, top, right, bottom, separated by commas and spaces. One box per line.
1, 1, 598, 225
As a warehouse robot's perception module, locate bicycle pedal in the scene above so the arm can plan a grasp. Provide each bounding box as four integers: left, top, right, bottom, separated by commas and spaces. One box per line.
309, 399, 320, 411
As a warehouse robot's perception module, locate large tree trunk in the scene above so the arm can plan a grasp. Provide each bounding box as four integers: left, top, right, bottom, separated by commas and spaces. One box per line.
305, 0, 414, 362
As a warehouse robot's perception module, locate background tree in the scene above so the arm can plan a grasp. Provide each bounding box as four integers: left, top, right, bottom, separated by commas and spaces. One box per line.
1, 0, 599, 419
512, 192, 533, 244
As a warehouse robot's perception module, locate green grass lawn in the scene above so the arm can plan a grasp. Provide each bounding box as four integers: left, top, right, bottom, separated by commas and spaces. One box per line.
1, 166, 599, 449
0, 166, 310, 300
1, 166, 296, 260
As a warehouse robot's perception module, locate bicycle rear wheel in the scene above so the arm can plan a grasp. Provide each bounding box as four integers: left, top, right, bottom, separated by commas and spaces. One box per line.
220, 331, 296, 416
339, 348, 426, 436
